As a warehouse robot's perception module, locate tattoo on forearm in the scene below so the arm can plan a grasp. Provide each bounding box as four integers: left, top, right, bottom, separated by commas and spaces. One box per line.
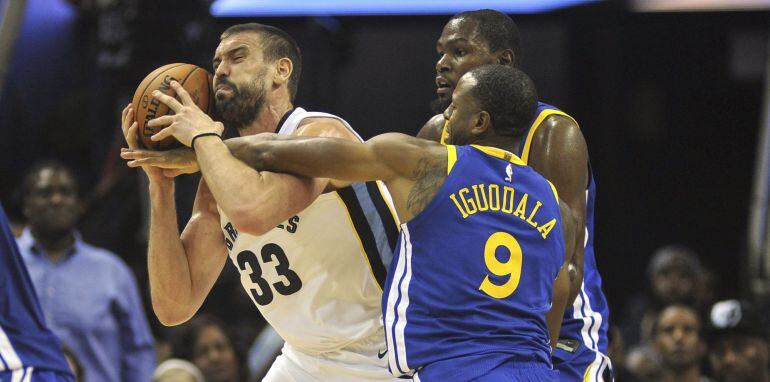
407, 155, 447, 215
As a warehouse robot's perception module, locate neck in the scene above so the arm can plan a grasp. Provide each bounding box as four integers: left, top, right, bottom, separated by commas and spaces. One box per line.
472, 135, 522, 154
238, 96, 293, 137
30, 227, 75, 263
661, 366, 701, 382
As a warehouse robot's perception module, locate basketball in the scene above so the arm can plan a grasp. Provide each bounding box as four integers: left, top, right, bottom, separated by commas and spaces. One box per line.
131, 63, 214, 150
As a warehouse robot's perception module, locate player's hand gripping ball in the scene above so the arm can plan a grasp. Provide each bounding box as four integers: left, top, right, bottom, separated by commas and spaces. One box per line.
131, 63, 214, 150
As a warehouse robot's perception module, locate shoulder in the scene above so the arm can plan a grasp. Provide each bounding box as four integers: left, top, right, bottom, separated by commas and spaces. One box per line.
295, 114, 360, 141
535, 113, 582, 142
530, 111, 587, 160
417, 114, 445, 142
78, 242, 134, 277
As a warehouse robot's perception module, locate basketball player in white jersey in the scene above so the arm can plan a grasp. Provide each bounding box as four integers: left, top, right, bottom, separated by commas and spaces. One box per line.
120, 23, 400, 381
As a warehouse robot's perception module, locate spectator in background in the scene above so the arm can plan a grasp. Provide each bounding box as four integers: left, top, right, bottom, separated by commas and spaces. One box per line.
170, 315, 243, 382
16, 161, 156, 382
621, 244, 707, 348
708, 300, 769, 382
652, 305, 712, 382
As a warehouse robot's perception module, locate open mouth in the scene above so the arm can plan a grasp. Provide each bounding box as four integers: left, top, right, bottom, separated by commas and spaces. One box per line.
436, 77, 453, 95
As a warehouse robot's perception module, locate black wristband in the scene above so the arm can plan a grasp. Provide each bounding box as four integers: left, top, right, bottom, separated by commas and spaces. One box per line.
191, 132, 222, 150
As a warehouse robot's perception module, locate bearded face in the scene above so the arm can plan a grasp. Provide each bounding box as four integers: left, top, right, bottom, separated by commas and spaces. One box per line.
214, 67, 268, 131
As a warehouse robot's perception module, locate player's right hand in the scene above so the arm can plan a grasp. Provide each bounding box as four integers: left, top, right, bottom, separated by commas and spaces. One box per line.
121, 104, 174, 183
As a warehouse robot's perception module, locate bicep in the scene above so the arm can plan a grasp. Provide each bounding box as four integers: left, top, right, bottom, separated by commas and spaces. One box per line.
530, 116, 588, 213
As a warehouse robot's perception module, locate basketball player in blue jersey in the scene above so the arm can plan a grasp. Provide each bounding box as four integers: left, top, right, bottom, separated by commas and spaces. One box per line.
418, 10, 612, 381
0, 204, 74, 382
124, 64, 578, 381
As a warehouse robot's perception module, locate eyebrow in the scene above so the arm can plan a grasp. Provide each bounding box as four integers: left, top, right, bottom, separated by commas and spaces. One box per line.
213, 45, 249, 66
437, 37, 469, 48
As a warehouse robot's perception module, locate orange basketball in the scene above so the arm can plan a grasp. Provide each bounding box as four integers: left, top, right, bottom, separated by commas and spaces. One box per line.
131, 63, 214, 150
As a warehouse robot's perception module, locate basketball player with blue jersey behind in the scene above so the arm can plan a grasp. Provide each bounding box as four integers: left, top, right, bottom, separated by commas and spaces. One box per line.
0, 203, 74, 382
418, 10, 612, 381
125, 64, 578, 381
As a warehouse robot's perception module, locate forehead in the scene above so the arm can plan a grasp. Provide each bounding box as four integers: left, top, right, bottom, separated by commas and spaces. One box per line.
32, 167, 74, 187
454, 74, 477, 99
215, 31, 263, 58
439, 18, 484, 46
659, 307, 699, 326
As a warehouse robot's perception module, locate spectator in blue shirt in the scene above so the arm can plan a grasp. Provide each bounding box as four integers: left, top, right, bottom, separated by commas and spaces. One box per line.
17, 161, 156, 382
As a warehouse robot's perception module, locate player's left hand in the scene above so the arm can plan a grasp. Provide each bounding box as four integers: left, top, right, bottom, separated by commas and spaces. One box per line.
147, 81, 224, 147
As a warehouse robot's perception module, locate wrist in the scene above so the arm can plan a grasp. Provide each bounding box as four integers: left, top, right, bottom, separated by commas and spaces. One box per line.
149, 178, 174, 197
192, 132, 222, 151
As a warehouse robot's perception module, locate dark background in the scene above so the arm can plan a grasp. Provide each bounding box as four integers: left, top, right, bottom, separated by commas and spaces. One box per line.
0, 0, 767, 322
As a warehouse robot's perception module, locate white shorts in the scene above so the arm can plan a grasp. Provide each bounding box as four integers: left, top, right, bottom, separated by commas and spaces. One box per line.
262, 335, 403, 382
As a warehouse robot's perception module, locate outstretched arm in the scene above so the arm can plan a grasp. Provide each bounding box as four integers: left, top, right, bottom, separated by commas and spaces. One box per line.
228, 132, 448, 221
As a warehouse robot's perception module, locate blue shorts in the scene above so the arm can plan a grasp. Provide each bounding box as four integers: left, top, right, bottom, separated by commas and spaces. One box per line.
0, 369, 74, 382
552, 341, 613, 382
415, 358, 557, 382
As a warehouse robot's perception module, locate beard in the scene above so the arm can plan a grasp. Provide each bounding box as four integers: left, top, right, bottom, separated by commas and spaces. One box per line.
214, 73, 267, 131
430, 95, 451, 114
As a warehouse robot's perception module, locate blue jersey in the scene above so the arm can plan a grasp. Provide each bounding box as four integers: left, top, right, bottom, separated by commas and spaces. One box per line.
517, 102, 612, 380
0, 205, 73, 380
382, 145, 565, 381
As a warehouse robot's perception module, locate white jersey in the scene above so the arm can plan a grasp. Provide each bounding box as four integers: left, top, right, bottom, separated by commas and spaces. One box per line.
219, 108, 400, 356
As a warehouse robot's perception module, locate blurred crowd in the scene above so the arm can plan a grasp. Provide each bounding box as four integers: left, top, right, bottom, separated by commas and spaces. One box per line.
8, 159, 770, 382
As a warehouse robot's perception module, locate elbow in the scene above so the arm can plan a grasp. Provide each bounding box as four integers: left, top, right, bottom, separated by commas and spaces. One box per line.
229, 209, 275, 236
151, 296, 193, 327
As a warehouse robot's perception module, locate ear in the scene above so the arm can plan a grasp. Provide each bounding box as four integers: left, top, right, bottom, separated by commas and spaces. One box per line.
273, 57, 293, 86
472, 110, 491, 136
498, 49, 515, 66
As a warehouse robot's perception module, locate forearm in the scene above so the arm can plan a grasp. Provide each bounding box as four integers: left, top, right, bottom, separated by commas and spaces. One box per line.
146, 181, 196, 322
194, 136, 320, 234
547, 263, 571, 351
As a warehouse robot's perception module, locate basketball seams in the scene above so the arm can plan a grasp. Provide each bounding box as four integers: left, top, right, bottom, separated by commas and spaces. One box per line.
133, 63, 187, 150
131, 64, 213, 150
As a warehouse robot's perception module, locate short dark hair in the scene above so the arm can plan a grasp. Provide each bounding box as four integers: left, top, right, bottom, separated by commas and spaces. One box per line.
170, 314, 230, 361
652, 304, 703, 338
221, 23, 302, 101
20, 160, 77, 199
466, 64, 537, 137
450, 9, 521, 67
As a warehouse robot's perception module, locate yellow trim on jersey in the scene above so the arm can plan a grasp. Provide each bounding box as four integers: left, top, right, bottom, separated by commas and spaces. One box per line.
582, 364, 592, 382
440, 119, 449, 145
446, 145, 458, 174
470, 145, 527, 166
521, 109, 578, 164
332, 192, 384, 292
548, 180, 560, 205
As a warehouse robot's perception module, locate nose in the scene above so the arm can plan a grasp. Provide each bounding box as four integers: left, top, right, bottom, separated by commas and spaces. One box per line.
436, 54, 451, 74
215, 61, 230, 80
722, 347, 740, 365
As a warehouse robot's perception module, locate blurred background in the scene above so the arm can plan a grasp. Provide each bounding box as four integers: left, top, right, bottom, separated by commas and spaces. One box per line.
1, 0, 769, 380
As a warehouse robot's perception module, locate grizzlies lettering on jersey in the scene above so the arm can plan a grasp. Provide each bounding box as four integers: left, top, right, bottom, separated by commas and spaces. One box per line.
219, 108, 400, 355
517, 102, 612, 381
0, 204, 73, 381
383, 145, 564, 381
